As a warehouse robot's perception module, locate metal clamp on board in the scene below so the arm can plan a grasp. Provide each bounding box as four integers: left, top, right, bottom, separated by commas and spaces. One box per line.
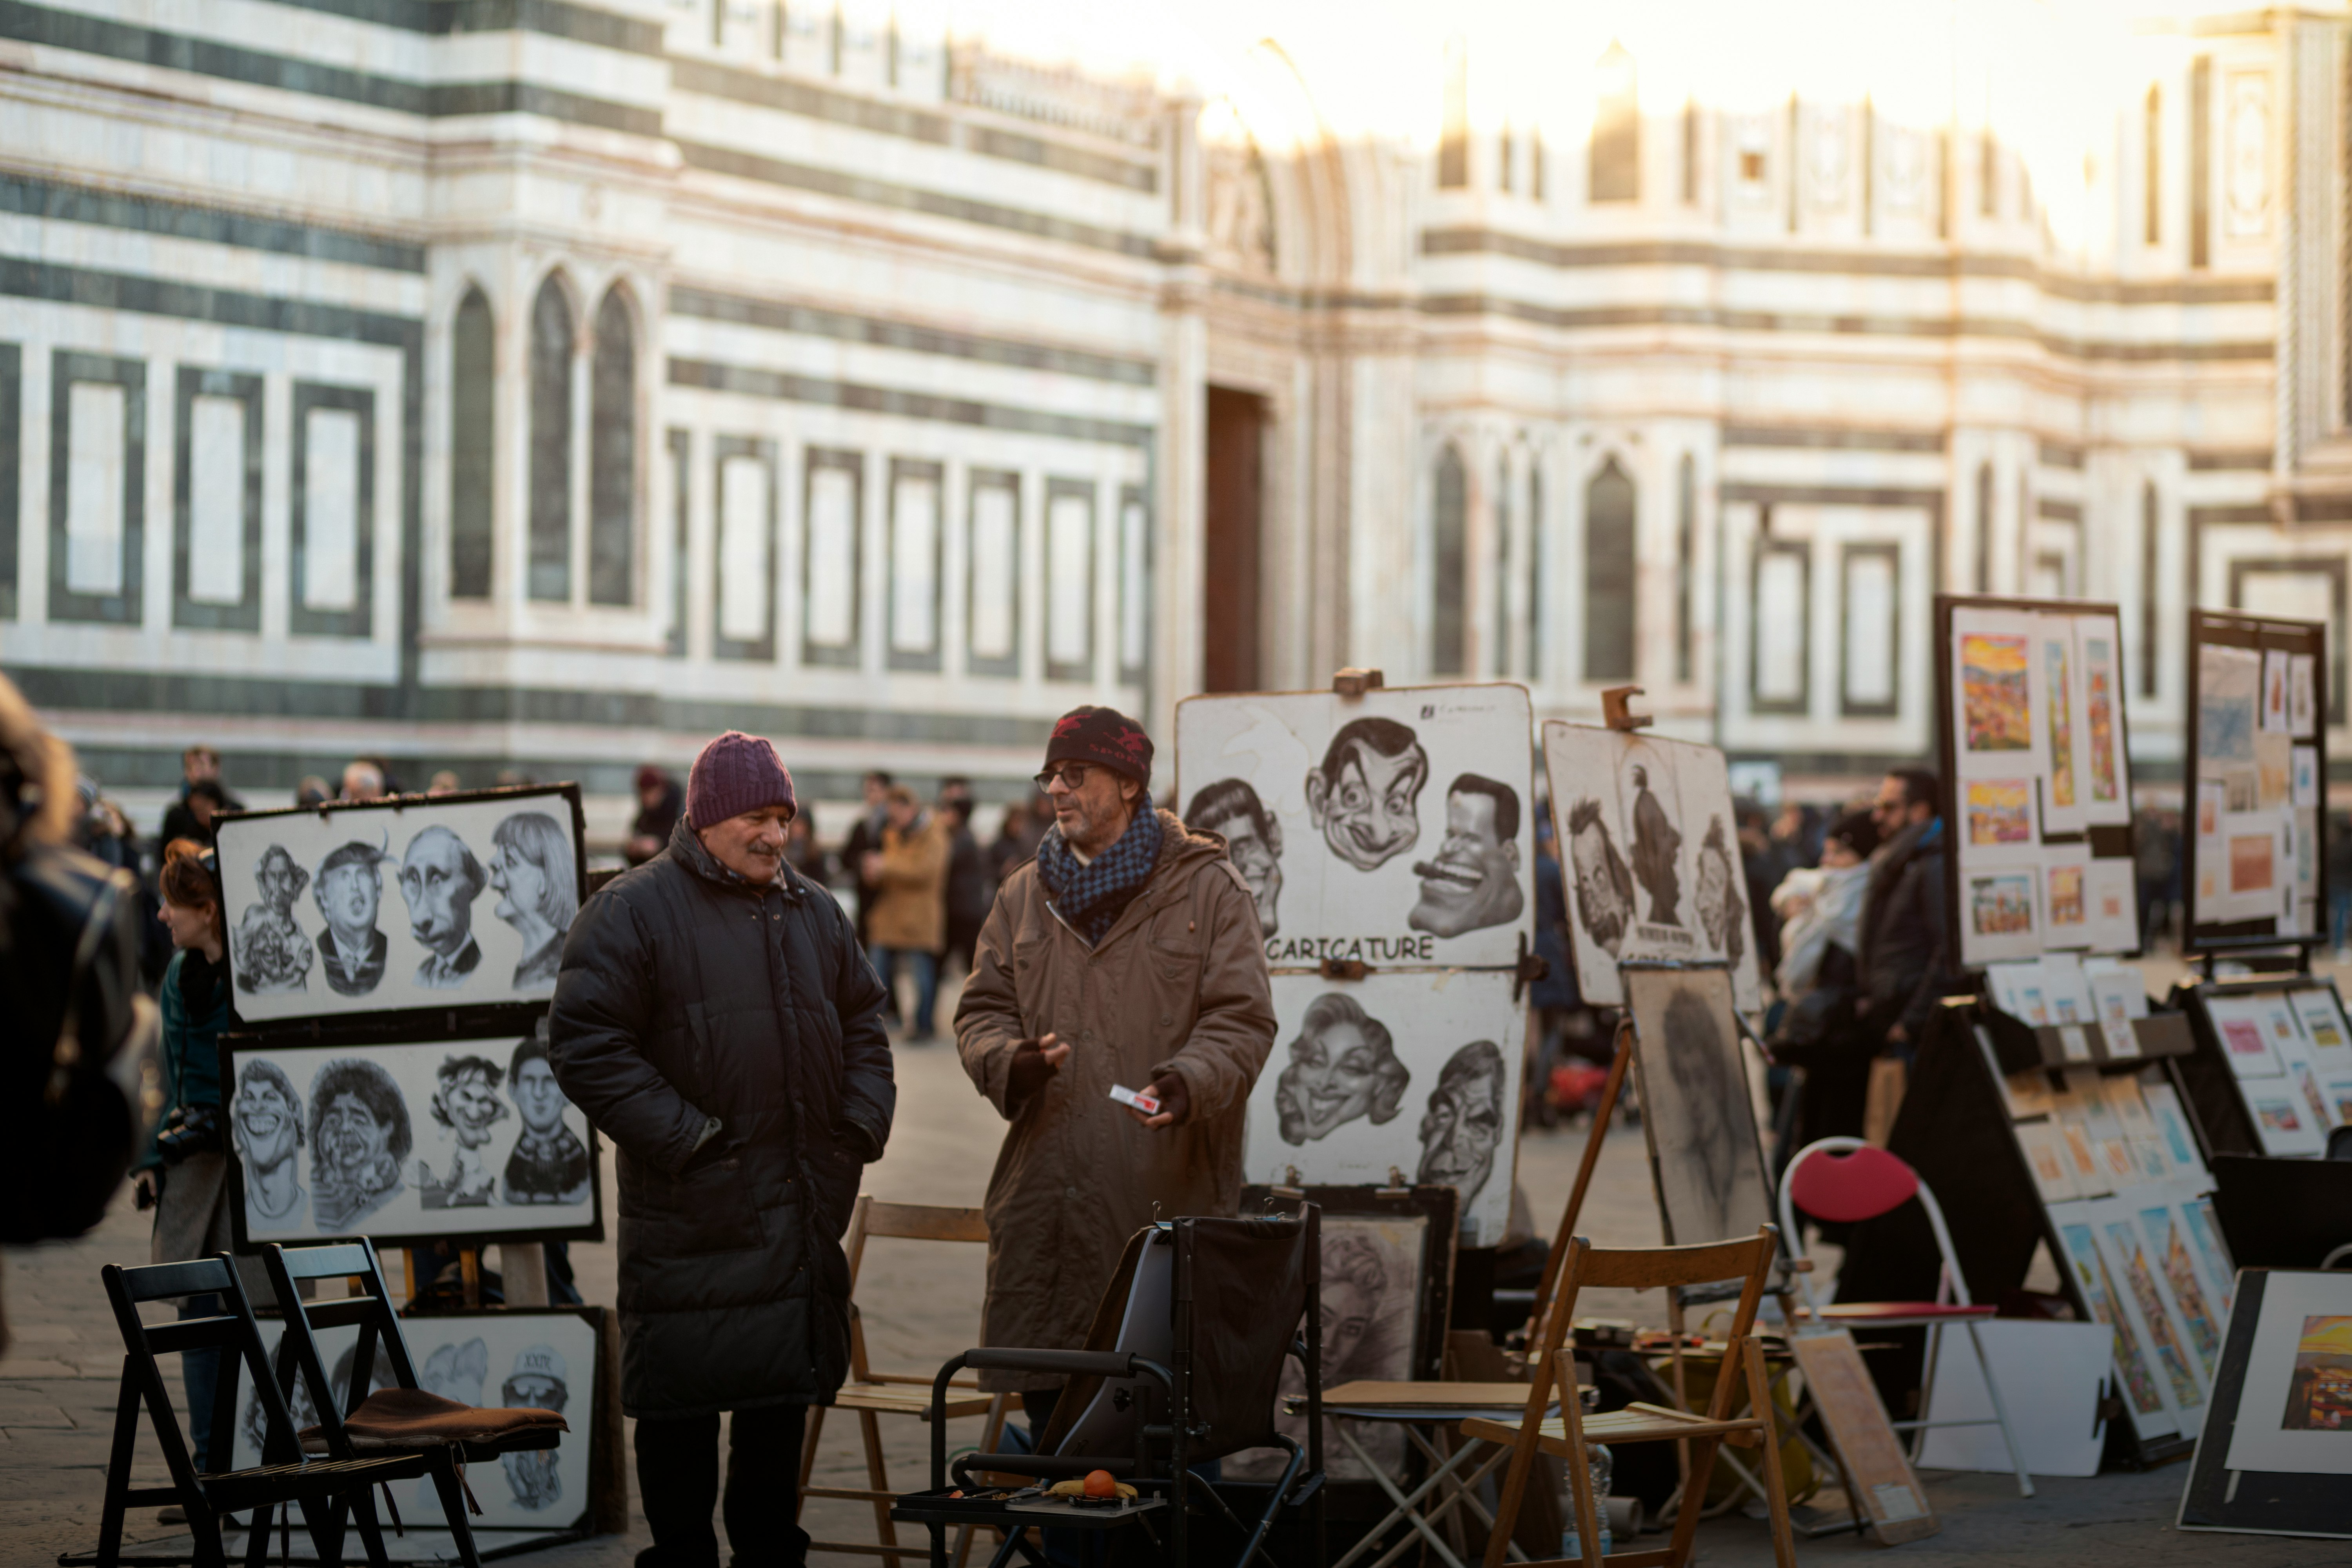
1512, 929, 1549, 1003
1320, 956, 1373, 981
1600, 685, 1653, 731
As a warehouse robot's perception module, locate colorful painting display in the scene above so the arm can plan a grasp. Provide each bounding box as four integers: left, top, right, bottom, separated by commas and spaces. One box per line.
2223, 1272, 2352, 1474
1942, 599, 2135, 967
2185, 613, 2326, 950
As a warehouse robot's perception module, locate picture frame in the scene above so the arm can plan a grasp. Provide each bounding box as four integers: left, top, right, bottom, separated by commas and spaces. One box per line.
221, 1029, 604, 1250
212, 784, 588, 1033
232, 1305, 609, 1538
1173, 683, 1536, 971
1620, 967, 1777, 1255
2178, 1270, 2352, 1540
2182, 611, 2328, 956
1542, 722, 1765, 1012
1243, 969, 1522, 1247
1231, 1183, 1459, 1483
1934, 595, 2140, 971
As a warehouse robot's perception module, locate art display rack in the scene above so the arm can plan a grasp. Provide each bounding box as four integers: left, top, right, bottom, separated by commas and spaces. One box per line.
1842, 994, 2212, 1469
2182, 610, 2329, 957
2163, 972, 2352, 1161
213, 782, 602, 1259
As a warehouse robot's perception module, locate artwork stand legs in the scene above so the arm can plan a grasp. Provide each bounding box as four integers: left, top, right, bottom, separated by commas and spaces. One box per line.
1524, 1020, 1633, 1348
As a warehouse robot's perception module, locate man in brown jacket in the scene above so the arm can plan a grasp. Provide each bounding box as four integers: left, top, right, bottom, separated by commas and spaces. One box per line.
863, 785, 949, 1042
955, 706, 1276, 1428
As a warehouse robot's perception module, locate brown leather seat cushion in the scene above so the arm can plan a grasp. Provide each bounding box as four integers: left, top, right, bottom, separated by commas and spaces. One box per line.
299, 1387, 569, 1454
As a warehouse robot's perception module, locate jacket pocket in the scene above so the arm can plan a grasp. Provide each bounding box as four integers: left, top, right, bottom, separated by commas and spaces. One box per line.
648, 1148, 763, 1255
1147, 939, 1203, 1037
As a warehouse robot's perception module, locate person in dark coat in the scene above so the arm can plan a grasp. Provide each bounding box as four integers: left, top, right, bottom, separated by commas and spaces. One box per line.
940, 796, 993, 974
838, 770, 892, 951
624, 766, 684, 868
1856, 768, 1948, 1060
548, 731, 893, 1568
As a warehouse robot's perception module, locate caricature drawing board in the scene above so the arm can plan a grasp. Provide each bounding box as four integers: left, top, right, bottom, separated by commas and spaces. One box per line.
214, 784, 588, 1030
1174, 684, 1535, 969
1243, 970, 1521, 1247
1542, 723, 1765, 1012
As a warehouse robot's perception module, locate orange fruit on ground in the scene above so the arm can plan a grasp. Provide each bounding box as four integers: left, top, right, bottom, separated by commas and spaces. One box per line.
1082, 1469, 1116, 1499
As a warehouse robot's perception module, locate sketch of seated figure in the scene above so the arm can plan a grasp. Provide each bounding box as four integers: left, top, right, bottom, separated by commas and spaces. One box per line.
232, 845, 313, 992
1274, 992, 1410, 1145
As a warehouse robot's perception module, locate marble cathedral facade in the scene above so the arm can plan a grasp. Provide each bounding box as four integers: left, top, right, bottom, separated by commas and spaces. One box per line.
0, 0, 2345, 817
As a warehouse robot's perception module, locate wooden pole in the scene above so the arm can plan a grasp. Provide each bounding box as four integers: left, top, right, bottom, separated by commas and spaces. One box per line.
1524, 1018, 1634, 1349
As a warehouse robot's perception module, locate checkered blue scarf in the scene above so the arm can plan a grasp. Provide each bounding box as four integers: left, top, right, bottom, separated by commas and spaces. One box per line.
1035, 808, 1164, 948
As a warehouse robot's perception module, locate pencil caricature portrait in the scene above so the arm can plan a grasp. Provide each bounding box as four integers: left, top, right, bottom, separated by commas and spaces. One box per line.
1694, 817, 1748, 965
232, 846, 312, 993
312, 840, 392, 996
233, 1059, 305, 1230
418, 1053, 507, 1209
399, 825, 487, 989
1628, 971, 1773, 1247
505, 1031, 591, 1205
501, 1345, 569, 1510
420, 1337, 489, 1405
308, 1058, 411, 1233
1626, 761, 1684, 926
1409, 774, 1524, 937
1565, 797, 1637, 956
1186, 777, 1284, 936
1275, 992, 1411, 1144
489, 812, 576, 991
1416, 1041, 1506, 1208
1305, 718, 1428, 872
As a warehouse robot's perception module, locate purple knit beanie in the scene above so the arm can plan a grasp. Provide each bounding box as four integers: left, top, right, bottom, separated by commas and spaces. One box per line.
685, 732, 796, 828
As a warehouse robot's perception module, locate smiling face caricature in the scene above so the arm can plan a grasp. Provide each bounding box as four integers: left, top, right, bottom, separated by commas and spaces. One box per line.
1305, 718, 1429, 872
1409, 775, 1524, 938
1274, 992, 1412, 1145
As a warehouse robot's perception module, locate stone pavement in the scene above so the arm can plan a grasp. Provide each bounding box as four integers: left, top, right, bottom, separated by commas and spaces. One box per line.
0, 1033, 2327, 1566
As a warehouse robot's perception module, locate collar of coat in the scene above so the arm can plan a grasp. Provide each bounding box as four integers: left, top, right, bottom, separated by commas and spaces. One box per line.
665, 814, 815, 901
1030, 809, 1231, 952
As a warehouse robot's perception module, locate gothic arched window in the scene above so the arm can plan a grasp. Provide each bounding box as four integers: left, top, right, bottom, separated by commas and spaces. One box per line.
1584, 456, 1637, 681
528, 275, 574, 602
449, 286, 494, 599
589, 287, 637, 606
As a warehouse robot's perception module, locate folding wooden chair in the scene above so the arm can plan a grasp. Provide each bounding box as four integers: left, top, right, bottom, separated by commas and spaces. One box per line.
1463, 1227, 1798, 1568
96, 1254, 428, 1568
799, 1197, 1010, 1565
259, 1240, 569, 1568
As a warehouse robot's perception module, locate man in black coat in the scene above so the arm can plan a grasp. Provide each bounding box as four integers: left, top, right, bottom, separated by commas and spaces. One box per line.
1856, 767, 1949, 1058
550, 731, 893, 1568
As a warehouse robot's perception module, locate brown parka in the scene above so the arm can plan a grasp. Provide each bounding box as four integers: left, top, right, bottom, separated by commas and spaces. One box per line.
953, 809, 1276, 1390
866, 814, 949, 952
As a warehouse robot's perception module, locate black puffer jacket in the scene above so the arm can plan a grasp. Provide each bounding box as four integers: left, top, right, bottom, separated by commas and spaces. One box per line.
548, 816, 893, 1418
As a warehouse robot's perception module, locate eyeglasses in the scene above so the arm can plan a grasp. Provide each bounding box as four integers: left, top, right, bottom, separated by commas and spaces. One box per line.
1034, 763, 1098, 791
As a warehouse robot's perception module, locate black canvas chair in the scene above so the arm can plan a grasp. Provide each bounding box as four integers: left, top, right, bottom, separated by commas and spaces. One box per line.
258, 1240, 569, 1568
96, 1254, 428, 1568
894, 1209, 1325, 1568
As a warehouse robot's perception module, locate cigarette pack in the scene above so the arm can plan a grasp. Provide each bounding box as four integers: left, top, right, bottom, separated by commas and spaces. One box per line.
1108, 1084, 1160, 1116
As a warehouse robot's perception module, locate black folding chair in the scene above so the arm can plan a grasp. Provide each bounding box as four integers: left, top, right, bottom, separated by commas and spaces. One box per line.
895, 1209, 1325, 1568
260, 1240, 567, 1568
96, 1255, 427, 1568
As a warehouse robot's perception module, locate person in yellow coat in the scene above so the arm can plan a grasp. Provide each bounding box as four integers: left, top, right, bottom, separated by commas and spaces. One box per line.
862, 785, 949, 1042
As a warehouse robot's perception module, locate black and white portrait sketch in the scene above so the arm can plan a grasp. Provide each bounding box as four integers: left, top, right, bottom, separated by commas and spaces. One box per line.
1624, 969, 1775, 1248
418, 1053, 508, 1209
1564, 797, 1637, 956
500, 1345, 569, 1510
1626, 762, 1684, 927
1185, 778, 1284, 936
1416, 1041, 1506, 1209
399, 826, 487, 989
1409, 774, 1524, 938
232, 1059, 305, 1232
1274, 993, 1410, 1145
506, 1033, 592, 1204
1305, 718, 1428, 873
489, 812, 576, 991
313, 841, 392, 997
308, 1058, 412, 1233
1695, 817, 1747, 965
231, 846, 312, 993
420, 1337, 489, 1404
1543, 724, 1767, 1013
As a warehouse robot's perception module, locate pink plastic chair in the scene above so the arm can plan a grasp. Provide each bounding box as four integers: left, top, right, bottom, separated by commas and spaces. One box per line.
1777, 1138, 2035, 1496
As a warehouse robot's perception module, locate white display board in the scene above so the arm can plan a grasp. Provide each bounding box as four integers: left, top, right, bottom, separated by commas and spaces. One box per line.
233, 1308, 598, 1530
1174, 686, 1535, 969
1242, 971, 1521, 1247
216, 787, 585, 1023
1541, 721, 1764, 1012
223, 1035, 599, 1246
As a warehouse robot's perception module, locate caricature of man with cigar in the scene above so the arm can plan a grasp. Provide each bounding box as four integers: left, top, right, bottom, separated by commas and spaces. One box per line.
1408, 774, 1524, 937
